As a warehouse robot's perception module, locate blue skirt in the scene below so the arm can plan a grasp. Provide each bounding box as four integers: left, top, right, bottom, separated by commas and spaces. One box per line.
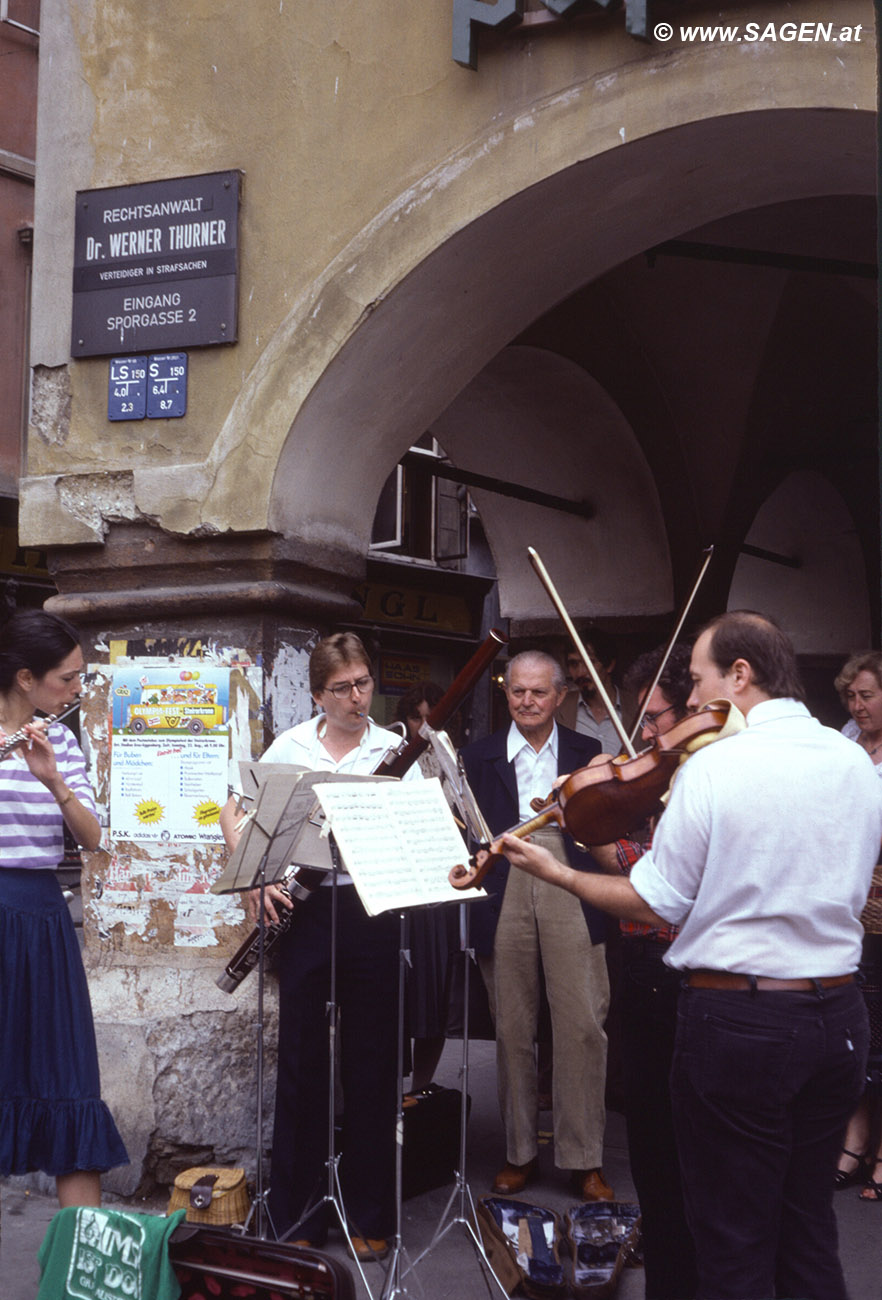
0, 868, 129, 1176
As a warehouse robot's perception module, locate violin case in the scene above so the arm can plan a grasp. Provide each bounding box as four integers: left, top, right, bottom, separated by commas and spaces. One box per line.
476, 1196, 642, 1299
564, 1201, 642, 1299
168, 1224, 356, 1300
402, 1083, 471, 1199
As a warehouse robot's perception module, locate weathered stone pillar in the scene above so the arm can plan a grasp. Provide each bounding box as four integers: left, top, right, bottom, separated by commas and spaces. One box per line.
44, 523, 363, 1195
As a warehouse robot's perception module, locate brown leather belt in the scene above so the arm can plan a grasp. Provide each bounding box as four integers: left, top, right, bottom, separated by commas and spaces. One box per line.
687, 970, 855, 992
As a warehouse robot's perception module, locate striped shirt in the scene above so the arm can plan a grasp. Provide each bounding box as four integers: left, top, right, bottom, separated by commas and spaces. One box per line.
0, 724, 97, 870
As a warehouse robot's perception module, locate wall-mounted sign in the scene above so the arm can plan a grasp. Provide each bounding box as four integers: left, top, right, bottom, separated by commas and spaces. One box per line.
108, 353, 188, 421
147, 353, 187, 418
108, 356, 147, 421
378, 653, 432, 695
72, 170, 240, 358
352, 581, 473, 635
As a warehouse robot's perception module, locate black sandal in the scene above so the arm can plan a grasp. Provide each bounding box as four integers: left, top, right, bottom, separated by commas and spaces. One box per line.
834, 1148, 866, 1190
860, 1161, 882, 1201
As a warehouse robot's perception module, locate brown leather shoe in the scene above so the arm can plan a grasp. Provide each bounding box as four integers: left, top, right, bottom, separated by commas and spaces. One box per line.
576, 1168, 614, 1201
348, 1236, 390, 1262
492, 1156, 539, 1195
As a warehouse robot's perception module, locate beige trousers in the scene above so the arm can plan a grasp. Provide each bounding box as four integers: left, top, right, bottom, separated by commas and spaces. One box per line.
483, 827, 609, 1170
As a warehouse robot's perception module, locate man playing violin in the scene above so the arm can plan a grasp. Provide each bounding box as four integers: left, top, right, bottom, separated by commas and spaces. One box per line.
462, 649, 614, 1202
590, 643, 697, 1300
500, 612, 882, 1300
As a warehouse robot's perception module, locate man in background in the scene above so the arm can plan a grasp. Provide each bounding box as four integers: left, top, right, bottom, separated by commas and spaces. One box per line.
463, 650, 613, 1202
556, 630, 623, 755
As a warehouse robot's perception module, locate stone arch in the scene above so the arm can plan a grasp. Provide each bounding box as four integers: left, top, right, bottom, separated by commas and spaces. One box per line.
430, 346, 671, 619
728, 471, 870, 654
182, 105, 872, 558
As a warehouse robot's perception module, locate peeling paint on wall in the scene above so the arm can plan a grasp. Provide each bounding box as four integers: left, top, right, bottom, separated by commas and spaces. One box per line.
267, 634, 316, 733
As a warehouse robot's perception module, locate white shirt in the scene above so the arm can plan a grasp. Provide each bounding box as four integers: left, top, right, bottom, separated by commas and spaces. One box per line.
262, 715, 422, 883
630, 698, 882, 977
507, 720, 559, 820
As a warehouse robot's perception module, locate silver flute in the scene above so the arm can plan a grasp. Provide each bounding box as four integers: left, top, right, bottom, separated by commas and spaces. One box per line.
0, 699, 82, 761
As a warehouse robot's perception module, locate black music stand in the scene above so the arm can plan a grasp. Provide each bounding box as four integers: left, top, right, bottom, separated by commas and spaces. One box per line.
214, 769, 337, 1242
215, 770, 390, 1284
401, 748, 508, 1299
308, 773, 489, 1300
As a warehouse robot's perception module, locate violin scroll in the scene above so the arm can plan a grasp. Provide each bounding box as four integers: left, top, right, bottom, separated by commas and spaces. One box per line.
448, 846, 503, 891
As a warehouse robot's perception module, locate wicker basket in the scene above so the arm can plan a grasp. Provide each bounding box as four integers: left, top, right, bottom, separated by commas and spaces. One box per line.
167, 1166, 251, 1226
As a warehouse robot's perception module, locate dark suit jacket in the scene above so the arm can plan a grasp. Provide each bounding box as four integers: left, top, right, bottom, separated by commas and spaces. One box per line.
462, 723, 607, 955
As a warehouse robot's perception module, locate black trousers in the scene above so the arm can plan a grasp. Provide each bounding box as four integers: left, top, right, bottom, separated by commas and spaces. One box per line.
268, 885, 399, 1243
620, 937, 696, 1300
671, 981, 868, 1300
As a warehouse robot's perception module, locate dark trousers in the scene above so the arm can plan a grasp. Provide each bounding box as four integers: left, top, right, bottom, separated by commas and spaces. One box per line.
620, 938, 696, 1300
268, 885, 399, 1243
671, 982, 868, 1300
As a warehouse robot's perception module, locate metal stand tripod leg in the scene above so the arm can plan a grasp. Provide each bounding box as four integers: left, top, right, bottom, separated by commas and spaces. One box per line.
406, 904, 507, 1298
380, 911, 419, 1300
241, 859, 277, 1241
279, 848, 378, 1299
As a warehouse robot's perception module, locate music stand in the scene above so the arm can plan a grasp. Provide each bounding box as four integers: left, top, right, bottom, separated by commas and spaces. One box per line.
378, 905, 418, 1300
214, 768, 339, 1240
309, 775, 489, 1299
214, 767, 386, 1286
401, 742, 508, 1299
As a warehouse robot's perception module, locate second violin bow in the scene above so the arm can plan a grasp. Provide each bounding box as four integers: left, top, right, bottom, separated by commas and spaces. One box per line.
626, 544, 714, 746
527, 546, 637, 759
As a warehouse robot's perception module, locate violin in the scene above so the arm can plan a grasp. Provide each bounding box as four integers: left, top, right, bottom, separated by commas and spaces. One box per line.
448, 704, 729, 891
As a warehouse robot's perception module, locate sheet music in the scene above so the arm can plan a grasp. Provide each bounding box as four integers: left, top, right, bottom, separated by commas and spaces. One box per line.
314, 778, 485, 916
211, 768, 388, 894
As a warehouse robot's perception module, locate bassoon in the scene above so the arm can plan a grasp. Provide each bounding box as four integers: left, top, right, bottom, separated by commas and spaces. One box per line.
216, 628, 508, 992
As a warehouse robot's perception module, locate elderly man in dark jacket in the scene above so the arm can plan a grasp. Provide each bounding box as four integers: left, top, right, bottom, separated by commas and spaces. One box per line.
463, 649, 613, 1201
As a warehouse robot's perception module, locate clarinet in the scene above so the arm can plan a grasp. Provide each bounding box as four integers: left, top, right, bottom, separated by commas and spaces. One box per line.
216, 628, 508, 993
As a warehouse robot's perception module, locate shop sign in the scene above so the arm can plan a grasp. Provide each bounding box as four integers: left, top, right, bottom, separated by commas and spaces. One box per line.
379, 653, 433, 694
352, 582, 473, 635
72, 170, 240, 358
452, 0, 776, 67
453, 0, 650, 66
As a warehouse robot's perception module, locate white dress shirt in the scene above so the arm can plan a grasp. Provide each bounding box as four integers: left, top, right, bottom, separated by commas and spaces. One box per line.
630, 698, 882, 977
507, 720, 559, 821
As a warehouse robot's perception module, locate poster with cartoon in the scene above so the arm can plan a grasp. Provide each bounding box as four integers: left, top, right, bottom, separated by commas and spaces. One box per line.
110, 663, 231, 842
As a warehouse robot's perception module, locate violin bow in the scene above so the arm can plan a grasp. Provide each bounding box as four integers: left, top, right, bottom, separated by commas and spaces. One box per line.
625, 544, 714, 747
527, 546, 638, 759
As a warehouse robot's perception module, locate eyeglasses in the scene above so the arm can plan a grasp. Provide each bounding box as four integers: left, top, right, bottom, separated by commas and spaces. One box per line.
637, 703, 678, 735
323, 674, 373, 699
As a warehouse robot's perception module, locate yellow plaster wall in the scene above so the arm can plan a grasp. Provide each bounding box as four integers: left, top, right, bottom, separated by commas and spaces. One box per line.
25, 0, 875, 545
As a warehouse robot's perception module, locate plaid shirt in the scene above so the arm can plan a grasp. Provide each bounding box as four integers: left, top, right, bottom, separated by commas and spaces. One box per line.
615, 836, 679, 943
